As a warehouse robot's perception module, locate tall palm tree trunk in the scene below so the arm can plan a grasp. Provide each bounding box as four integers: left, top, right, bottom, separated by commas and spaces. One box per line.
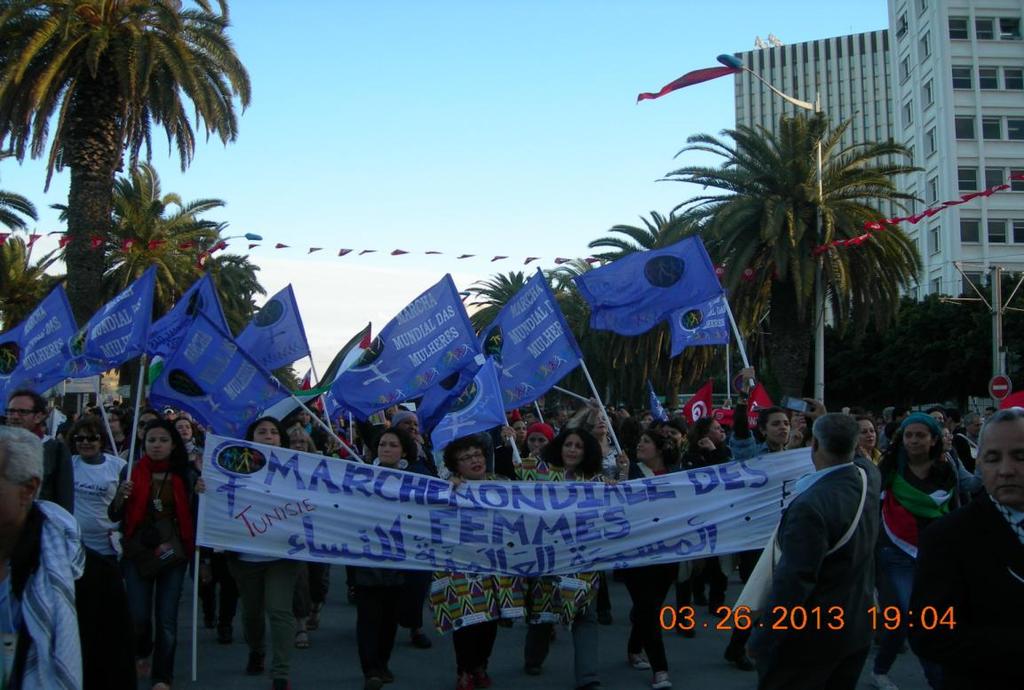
63, 67, 124, 323
768, 280, 812, 399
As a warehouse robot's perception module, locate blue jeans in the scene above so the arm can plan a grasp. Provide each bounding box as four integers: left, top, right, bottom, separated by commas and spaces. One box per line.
123, 559, 188, 684
873, 545, 943, 688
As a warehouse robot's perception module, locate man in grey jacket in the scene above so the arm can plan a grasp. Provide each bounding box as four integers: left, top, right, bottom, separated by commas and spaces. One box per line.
747, 413, 881, 689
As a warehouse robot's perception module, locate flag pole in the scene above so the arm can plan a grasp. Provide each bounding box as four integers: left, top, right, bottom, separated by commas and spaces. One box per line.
125, 354, 147, 475
191, 548, 200, 682
723, 300, 756, 390
725, 341, 733, 407
95, 378, 118, 455
578, 360, 624, 458
292, 395, 364, 462
552, 385, 590, 404
533, 402, 545, 424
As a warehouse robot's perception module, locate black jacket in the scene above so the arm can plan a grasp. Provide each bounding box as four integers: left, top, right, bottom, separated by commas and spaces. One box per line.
748, 457, 882, 672
909, 491, 1024, 689
40, 436, 74, 512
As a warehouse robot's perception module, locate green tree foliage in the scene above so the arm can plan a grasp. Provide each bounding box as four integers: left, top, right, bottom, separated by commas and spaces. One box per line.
0, 0, 251, 322
665, 114, 921, 397
0, 235, 61, 329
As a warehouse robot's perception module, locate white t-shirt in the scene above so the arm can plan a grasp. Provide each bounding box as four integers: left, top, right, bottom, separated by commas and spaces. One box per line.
72, 453, 127, 555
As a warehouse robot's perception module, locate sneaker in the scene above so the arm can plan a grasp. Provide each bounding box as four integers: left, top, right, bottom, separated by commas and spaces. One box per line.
411, 631, 433, 649
472, 669, 492, 688
246, 651, 266, 675
869, 673, 899, 690
629, 653, 651, 670
364, 678, 384, 690
651, 671, 673, 689
380, 667, 395, 683
455, 673, 475, 690
723, 644, 755, 672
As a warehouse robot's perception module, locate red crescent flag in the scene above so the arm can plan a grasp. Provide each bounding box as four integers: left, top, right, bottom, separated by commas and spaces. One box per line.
637, 66, 741, 102
747, 383, 775, 425
0, 232, 9, 246
682, 380, 714, 423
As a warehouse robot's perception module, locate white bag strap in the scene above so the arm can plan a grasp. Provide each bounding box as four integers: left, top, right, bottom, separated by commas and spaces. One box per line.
826, 465, 868, 556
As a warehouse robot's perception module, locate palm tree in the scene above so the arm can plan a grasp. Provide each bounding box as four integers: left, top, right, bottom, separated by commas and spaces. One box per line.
207, 253, 265, 335
466, 271, 530, 331
0, 152, 37, 231
0, 236, 62, 329
664, 113, 920, 397
0, 0, 251, 323
102, 162, 223, 310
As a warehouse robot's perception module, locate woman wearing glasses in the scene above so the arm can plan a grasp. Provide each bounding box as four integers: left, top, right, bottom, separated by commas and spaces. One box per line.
430, 434, 524, 690
70, 416, 128, 560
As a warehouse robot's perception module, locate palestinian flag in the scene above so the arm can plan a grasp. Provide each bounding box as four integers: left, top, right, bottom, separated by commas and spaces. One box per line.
261, 323, 371, 421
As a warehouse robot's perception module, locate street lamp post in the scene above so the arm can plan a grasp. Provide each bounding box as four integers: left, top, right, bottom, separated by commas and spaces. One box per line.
717, 55, 826, 402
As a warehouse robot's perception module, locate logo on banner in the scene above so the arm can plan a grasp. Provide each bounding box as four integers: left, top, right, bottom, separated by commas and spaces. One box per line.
690, 400, 709, 420
443, 343, 472, 365
414, 367, 440, 389
483, 327, 503, 362
214, 442, 268, 476
68, 326, 89, 357
644, 255, 685, 288
0, 342, 19, 375
680, 308, 704, 331
253, 298, 285, 327
168, 369, 208, 397
186, 291, 206, 316
450, 380, 480, 413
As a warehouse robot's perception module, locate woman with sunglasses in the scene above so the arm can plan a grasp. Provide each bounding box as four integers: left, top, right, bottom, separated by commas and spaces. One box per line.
70, 416, 127, 560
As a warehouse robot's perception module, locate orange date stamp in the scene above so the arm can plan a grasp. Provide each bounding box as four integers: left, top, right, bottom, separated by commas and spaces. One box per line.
659, 605, 956, 632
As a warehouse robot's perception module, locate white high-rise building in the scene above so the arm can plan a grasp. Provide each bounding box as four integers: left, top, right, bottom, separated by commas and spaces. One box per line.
888, 0, 1024, 297
734, 30, 895, 152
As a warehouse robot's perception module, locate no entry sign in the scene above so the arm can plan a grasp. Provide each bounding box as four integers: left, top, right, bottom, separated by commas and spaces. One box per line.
989, 374, 1012, 400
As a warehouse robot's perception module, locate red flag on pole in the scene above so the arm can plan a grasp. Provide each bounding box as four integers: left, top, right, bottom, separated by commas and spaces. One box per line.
90, 236, 104, 250
338, 249, 352, 256
682, 380, 714, 423
0, 233, 9, 246
275, 243, 289, 249
747, 383, 775, 425
308, 247, 322, 254
391, 249, 409, 256
637, 66, 741, 102
27, 234, 41, 247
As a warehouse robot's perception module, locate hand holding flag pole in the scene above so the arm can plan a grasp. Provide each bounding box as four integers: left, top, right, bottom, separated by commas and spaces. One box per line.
291, 394, 364, 462
125, 354, 148, 475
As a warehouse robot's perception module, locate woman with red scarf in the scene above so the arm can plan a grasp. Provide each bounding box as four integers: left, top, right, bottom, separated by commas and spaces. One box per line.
108, 419, 198, 690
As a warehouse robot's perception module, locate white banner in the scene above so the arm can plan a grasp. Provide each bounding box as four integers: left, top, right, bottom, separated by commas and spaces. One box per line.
197, 435, 813, 576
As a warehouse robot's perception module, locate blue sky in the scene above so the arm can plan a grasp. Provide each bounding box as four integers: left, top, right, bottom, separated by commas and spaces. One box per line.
2, 0, 889, 372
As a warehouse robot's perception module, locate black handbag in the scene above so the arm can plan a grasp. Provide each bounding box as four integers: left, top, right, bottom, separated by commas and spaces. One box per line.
124, 479, 188, 579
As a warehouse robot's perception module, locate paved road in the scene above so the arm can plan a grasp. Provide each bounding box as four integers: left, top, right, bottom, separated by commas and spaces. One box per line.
171, 569, 930, 690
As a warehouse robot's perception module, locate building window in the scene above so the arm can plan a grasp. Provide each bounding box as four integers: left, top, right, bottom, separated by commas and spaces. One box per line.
900, 55, 912, 82
963, 272, 982, 295
927, 176, 938, 203
1015, 221, 1024, 243
922, 79, 934, 106
897, 13, 908, 39
1000, 17, 1021, 40
919, 32, 931, 59
960, 219, 980, 243
979, 67, 999, 89
931, 277, 942, 295
986, 168, 1004, 188
982, 116, 1002, 139
925, 128, 937, 156
1006, 68, 1024, 90
948, 17, 969, 39
1012, 169, 1024, 191
976, 18, 995, 40
929, 226, 941, 254
958, 167, 978, 191
902, 100, 913, 127
955, 116, 975, 139
1009, 118, 1024, 140
952, 66, 972, 89
989, 220, 1008, 243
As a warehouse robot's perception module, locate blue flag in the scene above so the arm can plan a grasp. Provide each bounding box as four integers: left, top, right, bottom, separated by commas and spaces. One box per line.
573, 236, 723, 336
479, 270, 583, 410
646, 380, 669, 422
669, 294, 731, 357
147, 274, 230, 358
236, 284, 311, 371
149, 312, 289, 436
64, 266, 156, 378
0, 285, 78, 400
330, 275, 482, 419
416, 360, 483, 434
430, 358, 507, 450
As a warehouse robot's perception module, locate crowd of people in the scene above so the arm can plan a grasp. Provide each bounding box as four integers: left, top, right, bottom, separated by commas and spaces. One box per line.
0, 372, 1021, 690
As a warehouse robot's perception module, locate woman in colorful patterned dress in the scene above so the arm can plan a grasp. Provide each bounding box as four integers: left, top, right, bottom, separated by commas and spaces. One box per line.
430, 434, 524, 690
520, 427, 618, 690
